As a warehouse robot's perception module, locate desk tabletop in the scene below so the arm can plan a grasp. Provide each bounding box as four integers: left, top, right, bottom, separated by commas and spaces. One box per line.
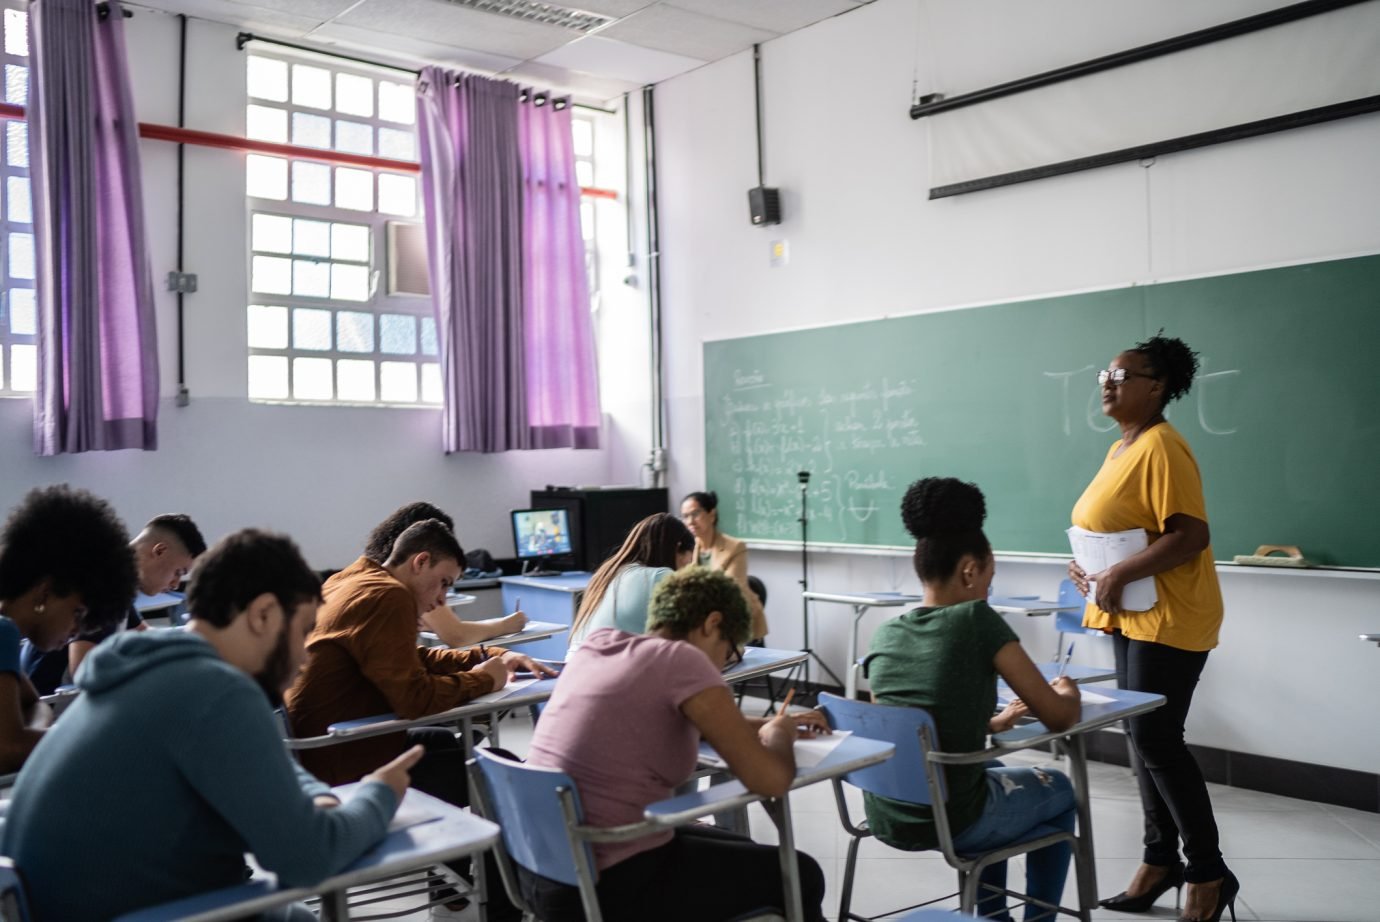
444, 592, 477, 608
724, 646, 808, 684
420, 620, 569, 651
499, 572, 592, 592
645, 734, 895, 826
112, 788, 497, 922
134, 591, 185, 614
1361, 633, 1380, 645
989, 595, 1075, 616
802, 590, 923, 607
990, 685, 1164, 749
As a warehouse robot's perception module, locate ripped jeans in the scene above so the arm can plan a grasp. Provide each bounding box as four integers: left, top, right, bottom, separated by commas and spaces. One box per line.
949, 763, 1077, 921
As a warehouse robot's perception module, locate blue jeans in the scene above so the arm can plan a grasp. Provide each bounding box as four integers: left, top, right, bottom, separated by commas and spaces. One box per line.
950, 765, 1077, 921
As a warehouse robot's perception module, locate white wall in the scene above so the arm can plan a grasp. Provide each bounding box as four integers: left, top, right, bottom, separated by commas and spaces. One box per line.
0, 13, 646, 567
653, 0, 1380, 773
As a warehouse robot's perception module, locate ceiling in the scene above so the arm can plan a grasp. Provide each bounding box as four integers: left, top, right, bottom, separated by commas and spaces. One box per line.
127, 0, 872, 105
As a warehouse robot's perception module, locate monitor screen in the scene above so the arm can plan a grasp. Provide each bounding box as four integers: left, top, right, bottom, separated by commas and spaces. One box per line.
512, 508, 574, 560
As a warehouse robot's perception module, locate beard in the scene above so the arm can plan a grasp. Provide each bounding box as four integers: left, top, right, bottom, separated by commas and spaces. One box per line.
253, 621, 295, 708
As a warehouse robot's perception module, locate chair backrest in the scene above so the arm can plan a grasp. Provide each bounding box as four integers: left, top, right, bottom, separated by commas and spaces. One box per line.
469, 748, 596, 888
1053, 578, 1093, 636
0, 857, 30, 922
817, 693, 944, 805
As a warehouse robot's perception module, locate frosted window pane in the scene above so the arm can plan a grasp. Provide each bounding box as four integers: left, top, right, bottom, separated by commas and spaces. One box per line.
6, 175, 30, 224
377, 128, 415, 162
291, 112, 332, 149
421, 363, 442, 404
10, 343, 36, 391
380, 361, 418, 403
4, 10, 29, 57
331, 223, 369, 262
337, 311, 374, 352
293, 357, 333, 400
575, 160, 594, 188
251, 255, 292, 295
293, 219, 331, 258
580, 201, 595, 240
293, 259, 330, 298
8, 232, 34, 280
291, 160, 331, 205
335, 167, 373, 212
245, 105, 287, 142
8, 289, 34, 335
251, 213, 293, 254
335, 120, 373, 155
335, 73, 374, 117
337, 359, 376, 402
380, 314, 416, 354
378, 81, 416, 124
292, 63, 331, 110
0, 348, 4, 389
7, 122, 27, 168
247, 56, 288, 102
246, 154, 288, 200
5, 64, 28, 105
293, 308, 332, 350
420, 317, 437, 355
377, 173, 416, 216
247, 304, 288, 349
572, 119, 593, 157
331, 263, 369, 302
248, 355, 289, 400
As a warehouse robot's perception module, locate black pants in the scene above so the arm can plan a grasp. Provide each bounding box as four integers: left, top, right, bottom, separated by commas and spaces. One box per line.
518, 823, 827, 922
1113, 632, 1227, 883
406, 728, 523, 922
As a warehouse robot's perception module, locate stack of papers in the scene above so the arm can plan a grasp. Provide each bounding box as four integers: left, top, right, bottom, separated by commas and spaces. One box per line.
1066, 526, 1157, 611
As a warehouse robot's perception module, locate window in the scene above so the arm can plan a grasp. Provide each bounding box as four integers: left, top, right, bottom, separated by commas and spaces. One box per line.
244, 52, 439, 406
572, 114, 599, 309
0, 3, 32, 396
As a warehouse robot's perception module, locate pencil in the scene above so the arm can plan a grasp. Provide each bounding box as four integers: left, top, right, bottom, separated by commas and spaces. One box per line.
781, 687, 796, 713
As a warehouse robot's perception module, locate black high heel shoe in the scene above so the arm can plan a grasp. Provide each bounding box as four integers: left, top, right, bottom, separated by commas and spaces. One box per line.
1099, 861, 1185, 912
1178, 869, 1239, 922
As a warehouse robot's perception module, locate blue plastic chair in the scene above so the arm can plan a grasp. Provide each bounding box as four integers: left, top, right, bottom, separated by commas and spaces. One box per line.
1050, 579, 1104, 661
468, 749, 786, 922
817, 693, 1085, 922
0, 858, 29, 922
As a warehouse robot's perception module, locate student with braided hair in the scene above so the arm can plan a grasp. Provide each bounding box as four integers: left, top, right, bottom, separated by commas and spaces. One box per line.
866, 477, 1082, 922
1069, 333, 1237, 922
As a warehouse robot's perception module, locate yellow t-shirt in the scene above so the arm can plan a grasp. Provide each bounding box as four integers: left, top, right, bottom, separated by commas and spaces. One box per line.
1071, 422, 1224, 652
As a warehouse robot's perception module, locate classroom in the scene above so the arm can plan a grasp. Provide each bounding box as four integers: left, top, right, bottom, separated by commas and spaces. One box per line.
0, 0, 1377, 920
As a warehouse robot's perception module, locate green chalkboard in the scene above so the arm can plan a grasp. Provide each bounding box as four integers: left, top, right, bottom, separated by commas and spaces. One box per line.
703, 254, 1380, 567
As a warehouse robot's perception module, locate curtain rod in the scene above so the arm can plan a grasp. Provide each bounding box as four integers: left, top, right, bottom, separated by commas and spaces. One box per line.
236, 32, 618, 115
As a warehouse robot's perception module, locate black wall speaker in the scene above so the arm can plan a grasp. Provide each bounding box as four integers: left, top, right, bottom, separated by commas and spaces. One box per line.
748, 186, 781, 226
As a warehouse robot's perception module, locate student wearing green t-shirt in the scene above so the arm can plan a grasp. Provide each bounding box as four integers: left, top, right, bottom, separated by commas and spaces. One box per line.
866, 478, 1083, 922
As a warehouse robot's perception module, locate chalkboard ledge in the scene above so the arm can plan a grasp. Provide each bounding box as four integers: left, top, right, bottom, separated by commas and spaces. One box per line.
746, 541, 1380, 579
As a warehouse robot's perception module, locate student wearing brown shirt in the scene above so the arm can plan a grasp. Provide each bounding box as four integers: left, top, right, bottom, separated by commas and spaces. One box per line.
284, 519, 550, 788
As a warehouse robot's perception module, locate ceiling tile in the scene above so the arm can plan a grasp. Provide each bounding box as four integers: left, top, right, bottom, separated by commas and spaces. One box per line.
131, 0, 326, 35
501, 60, 641, 103
306, 22, 523, 75
535, 35, 704, 86
563, 0, 658, 17
223, 0, 362, 20
335, 0, 578, 60
667, 0, 861, 35
598, 4, 777, 61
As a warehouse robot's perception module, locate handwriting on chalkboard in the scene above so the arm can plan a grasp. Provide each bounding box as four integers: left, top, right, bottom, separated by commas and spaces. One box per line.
1042, 358, 1242, 437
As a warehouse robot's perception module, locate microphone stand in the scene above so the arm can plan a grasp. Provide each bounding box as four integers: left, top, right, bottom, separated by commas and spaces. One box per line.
797, 471, 842, 699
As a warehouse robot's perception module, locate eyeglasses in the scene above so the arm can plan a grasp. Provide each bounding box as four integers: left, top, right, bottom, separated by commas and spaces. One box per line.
722, 643, 745, 672
1097, 368, 1158, 386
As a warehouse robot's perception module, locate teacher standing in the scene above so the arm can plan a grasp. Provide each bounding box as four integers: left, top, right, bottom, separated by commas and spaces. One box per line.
1069, 334, 1237, 922
679, 491, 768, 642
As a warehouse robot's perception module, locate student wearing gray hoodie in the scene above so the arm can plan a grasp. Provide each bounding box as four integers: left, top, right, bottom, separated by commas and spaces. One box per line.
1, 529, 424, 922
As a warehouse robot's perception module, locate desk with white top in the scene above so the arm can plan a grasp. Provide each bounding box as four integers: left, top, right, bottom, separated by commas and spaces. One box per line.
801, 590, 924, 699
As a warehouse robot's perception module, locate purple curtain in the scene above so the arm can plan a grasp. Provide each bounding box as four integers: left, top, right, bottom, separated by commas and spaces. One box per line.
28, 0, 158, 455
417, 68, 528, 453
519, 95, 600, 450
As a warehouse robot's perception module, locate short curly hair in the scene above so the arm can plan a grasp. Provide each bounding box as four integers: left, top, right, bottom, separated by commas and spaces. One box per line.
899, 477, 992, 584
647, 566, 751, 647
0, 485, 136, 633
187, 529, 321, 628
364, 502, 454, 563
1129, 332, 1200, 409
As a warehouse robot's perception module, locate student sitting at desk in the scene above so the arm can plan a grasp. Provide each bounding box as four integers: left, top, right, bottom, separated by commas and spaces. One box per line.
19, 512, 207, 695
2, 529, 423, 922
566, 512, 694, 653
363, 501, 527, 646
526, 567, 830, 922
0, 485, 137, 773
865, 477, 1082, 922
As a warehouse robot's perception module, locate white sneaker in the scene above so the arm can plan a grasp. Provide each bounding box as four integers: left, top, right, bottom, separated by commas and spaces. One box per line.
428, 898, 477, 921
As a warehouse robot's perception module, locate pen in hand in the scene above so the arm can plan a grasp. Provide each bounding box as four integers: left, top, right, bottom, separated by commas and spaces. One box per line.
1056, 642, 1075, 678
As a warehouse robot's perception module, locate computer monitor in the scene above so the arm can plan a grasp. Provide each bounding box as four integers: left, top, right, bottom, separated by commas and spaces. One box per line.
511, 508, 576, 575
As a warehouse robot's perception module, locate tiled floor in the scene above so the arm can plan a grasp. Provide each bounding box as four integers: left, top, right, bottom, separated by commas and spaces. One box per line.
384, 704, 1379, 922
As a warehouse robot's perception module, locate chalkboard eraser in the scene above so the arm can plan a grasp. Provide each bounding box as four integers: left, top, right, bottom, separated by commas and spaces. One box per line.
1233, 545, 1313, 568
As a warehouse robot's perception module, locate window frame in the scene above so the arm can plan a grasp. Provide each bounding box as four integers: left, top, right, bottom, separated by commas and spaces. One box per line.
0, 1, 33, 398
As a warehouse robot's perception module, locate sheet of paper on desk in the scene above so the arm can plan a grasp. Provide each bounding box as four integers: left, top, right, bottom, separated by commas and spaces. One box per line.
1079, 689, 1116, 704
469, 677, 538, 704
1066, 526, 1157, 611
794, 730, 852, 768
387, 800, 444, 834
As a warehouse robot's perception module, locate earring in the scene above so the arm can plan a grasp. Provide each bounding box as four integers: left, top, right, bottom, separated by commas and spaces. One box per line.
34, 602, 45, 615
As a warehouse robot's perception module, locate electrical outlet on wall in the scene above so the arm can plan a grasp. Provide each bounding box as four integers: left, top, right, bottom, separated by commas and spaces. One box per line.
769, 239, 789, 267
